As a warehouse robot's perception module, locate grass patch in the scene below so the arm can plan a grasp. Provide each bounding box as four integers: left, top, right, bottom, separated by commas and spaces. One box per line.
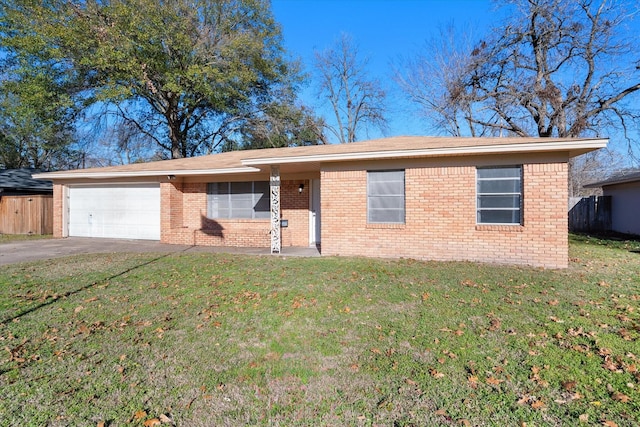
0, 234, 53, 244
1, 238, 639, 426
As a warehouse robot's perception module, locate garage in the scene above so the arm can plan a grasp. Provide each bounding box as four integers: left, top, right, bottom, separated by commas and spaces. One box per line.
68, 183, 160, 240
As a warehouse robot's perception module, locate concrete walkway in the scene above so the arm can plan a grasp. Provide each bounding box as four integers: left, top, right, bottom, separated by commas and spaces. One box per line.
0, 237, 321, 266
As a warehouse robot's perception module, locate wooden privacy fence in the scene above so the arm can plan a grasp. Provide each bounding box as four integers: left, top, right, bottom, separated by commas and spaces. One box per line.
568, 196, 612, 233
0, 195, 53, 235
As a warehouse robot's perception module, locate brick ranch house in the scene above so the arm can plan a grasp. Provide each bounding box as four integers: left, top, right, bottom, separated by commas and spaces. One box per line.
34, 136, 607, 268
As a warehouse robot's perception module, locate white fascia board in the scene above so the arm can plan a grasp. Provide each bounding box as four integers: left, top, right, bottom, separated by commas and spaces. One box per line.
241, 139, 609, 166
32, 167, 261, 180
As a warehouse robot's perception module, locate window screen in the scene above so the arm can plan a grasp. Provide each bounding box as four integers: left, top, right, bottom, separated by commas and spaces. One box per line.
367, 170, 405, 223
476, 166, 522, 224
207, 181, 270, 219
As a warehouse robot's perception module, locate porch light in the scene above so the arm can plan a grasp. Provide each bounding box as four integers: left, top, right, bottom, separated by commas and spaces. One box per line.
298, 183, 304, 193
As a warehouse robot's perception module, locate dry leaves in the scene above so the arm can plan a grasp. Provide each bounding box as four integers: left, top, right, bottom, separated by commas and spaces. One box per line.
611, 391, 631, 403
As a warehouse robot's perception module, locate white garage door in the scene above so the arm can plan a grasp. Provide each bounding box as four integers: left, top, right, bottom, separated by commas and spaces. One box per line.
68, 184, 161, 240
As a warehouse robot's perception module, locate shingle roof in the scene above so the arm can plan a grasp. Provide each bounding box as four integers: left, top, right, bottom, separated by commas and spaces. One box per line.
0, 168, 53, 192
33, 136, 607, 180
584, 169, 640, 188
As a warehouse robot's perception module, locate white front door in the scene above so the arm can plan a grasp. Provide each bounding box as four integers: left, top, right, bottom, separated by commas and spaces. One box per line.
68, 184, 161, 240
309, 179, 321, 245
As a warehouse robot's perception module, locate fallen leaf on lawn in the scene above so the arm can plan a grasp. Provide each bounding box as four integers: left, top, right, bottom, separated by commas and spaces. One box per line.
602, 421, 618, 427
370, 348, 382, 355
531, 400, 545, 409
458, 419, 471, 426
486, 376, 503, 385
468, 375, 479, 389
517, 395, 531, 405
430, 368, 445, 378
488, 318, 501, 331
548, 299, 559, 306
578, 413, 588, 423
619, 328, 632, 341
144, 419, 161, 427
611, 391, 630, 403
548, 316, 564, 323
133, 410, 147, 421
422, 293, 430, 301
159, 414, 173, 424
562, 380, 577, 391
434, 409, 447, 416
97, 422, 105, 427
74, 306, 84, 313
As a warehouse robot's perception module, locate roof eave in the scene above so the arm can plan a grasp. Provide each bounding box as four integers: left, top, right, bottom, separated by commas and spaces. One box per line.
585, 176, 640, 188
242, 139, 609, 166
32, 167, 262, 180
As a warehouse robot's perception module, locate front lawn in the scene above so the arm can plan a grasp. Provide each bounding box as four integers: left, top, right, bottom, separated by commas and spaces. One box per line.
1, 236, 639, 426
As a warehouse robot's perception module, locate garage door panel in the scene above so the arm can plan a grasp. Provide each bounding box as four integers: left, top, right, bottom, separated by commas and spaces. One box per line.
69, 184, 160, 240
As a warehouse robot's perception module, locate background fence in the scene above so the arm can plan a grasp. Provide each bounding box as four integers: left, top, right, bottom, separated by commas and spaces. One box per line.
0, 195, 53, 235
568, 195, 612, 233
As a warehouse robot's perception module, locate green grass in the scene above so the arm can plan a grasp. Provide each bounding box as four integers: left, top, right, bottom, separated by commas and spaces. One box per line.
0, 234, 53, 243
1, 236, 639, 426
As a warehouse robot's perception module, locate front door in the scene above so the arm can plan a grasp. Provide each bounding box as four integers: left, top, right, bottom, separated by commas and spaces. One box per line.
309, 179, 321, 246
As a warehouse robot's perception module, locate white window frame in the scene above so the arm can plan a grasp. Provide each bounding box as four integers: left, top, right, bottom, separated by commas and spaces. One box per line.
207, 181, 270, 220
367, 170, 405, 224
476, 166, 523, 225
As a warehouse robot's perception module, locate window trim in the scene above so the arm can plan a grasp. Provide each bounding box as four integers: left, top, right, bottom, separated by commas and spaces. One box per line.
207, 181, 270, 220
367, 169, 406, 224
476, 165, 523, 226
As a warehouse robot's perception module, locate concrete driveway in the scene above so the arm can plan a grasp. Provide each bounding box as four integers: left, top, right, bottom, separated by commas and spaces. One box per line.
0, 237, 320, 266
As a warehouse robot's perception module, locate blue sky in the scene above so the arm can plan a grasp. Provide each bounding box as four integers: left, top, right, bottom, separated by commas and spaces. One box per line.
271, 0, 501, 140
271, 0, 640, 162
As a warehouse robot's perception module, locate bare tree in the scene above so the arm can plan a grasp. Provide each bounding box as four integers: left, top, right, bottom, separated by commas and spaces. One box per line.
397, 0, 640, 142
314, 34, 387, 143
395, 24, 483, 136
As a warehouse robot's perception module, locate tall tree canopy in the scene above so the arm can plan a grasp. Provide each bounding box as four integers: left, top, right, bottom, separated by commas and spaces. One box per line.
314, 34, 387, 143
0, 0, 321, 163
397, 0, 640, 142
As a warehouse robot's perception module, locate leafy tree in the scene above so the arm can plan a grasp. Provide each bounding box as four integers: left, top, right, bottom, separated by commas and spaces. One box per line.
0, 0, 313, 161
233, 104, 326, 150
314, 33, 387, 143
0, 65, 80, 170
397, 0, 640, 142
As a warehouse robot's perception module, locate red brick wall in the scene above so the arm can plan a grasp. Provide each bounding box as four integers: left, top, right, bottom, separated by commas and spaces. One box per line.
160, 179, 309, 248
52, 184, 64, 238
321, 162, 569, 268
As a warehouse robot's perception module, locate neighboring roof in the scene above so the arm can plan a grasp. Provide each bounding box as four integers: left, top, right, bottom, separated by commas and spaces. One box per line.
0, 168, 53, 192
33, 136, 608, 180
584, 169, 640, 188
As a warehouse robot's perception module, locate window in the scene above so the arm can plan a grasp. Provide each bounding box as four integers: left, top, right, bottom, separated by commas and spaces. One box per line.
367, 170, 405, 223
477, 166, 522, 224
207, 181, 270, 219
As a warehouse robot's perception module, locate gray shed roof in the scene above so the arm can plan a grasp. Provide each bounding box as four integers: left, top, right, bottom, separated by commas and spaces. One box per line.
0, 168, 53, 192
584, 169, 640, 188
